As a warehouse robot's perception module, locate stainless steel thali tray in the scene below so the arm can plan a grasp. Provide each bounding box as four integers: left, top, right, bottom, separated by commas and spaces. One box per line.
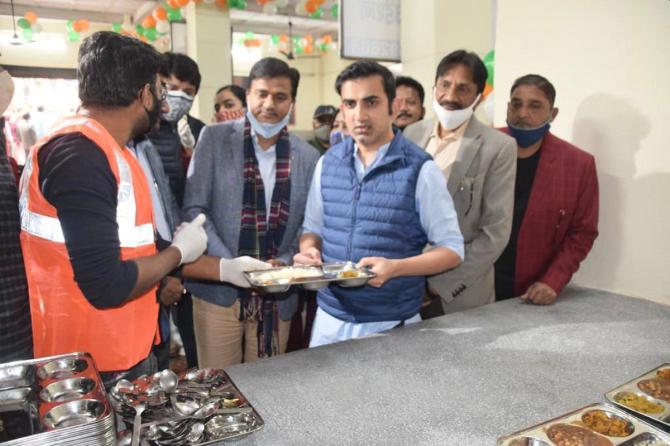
606, 363, 670, 430
497, 403, 670, 446
0, 364, 35, 391
0, 351, 114, 446
244, 261, 376, 293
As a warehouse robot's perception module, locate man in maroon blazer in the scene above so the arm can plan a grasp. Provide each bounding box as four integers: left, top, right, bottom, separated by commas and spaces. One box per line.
495, 74, 599, 305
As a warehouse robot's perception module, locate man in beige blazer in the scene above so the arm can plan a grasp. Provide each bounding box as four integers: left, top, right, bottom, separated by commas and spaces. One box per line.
404, 50, 516, 314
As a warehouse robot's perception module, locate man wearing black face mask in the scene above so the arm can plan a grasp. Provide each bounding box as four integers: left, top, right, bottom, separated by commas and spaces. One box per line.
19, 32, 208, 386
494, 74, 599, 304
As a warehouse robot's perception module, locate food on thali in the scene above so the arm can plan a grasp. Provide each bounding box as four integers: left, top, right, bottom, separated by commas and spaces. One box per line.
545, 423, 613, 446
222, 397, 242, 408
614, 392, 665, 414
638, 379, 670, 403
338, 269, 362, 279
253, 267, 322, 284
656, 369, 670, 381
581, 410, 634, 437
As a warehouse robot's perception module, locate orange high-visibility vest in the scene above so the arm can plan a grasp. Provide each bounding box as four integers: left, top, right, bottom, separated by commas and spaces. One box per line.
19, 116, 159, 372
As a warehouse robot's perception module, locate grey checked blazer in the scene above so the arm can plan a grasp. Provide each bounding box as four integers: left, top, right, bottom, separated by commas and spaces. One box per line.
182, 119, 320, 320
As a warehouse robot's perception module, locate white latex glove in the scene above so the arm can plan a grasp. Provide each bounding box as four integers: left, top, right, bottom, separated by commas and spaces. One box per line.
219, 256, 272, 288
171, 214, 207, 265
177, 115, 196, 149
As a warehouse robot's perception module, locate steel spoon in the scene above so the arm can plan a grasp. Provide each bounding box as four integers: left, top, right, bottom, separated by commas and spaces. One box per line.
131, 401, 146, 446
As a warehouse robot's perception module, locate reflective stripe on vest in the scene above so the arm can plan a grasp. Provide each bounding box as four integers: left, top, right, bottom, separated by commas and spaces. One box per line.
19, 149, 154, 247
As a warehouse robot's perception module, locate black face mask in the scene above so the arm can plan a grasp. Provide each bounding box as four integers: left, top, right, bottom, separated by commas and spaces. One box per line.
138, 86, 162, 137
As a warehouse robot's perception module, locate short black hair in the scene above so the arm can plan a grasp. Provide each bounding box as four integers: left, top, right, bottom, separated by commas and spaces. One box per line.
335, 61, 396, 113
511, 74, 557, 107
78, 31, 161, 107
395, 76, 425, 105
160, 52, 202, 93
216, 84, 246, 108
247, 57, 300, 100
435, 49, 488, 95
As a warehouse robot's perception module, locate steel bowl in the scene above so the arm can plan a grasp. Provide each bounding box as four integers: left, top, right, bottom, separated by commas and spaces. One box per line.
37, 357, 88, 380
42, 398, 105, 429
0, 365, 35, 390
301, 280, 329, 290
204, 413, 254, 438
505, 438, 551, 446
337, 275, 370, 287
618, 432, 670, 446
259, 280, 291, 293
581, 409, 635, 437
40, 377, 96, 403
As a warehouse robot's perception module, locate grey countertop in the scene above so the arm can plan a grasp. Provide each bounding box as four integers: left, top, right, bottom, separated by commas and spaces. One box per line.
221, 287, 670, 445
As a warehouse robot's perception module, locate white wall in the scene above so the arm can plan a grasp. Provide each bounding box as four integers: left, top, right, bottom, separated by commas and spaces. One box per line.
185, 3, 232, 122
495, 0, 670, 304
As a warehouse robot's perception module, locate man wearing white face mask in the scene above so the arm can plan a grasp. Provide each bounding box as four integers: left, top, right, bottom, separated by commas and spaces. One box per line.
404, 49, 517, 315
183, 57, 319, 368
148, 52, 205, 208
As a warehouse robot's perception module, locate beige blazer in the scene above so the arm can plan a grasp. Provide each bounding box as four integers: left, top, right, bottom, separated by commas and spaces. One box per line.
404, 117, 517, 313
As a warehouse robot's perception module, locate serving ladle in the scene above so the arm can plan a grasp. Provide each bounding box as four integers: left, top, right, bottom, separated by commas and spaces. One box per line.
157, 369, 180, 413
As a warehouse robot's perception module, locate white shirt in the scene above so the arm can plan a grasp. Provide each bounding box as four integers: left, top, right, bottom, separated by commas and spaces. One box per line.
250, 129, 277, 222
309, 307, 422, 347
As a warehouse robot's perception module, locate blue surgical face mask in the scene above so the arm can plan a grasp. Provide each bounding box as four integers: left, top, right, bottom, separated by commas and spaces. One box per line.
329, 130, 344, 146
507, 120, 551, 148
246, 106, 292, 139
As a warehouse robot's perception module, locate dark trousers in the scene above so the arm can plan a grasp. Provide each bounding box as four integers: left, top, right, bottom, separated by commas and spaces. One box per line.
420, 290, 445, 320
174, 292, 198, 368
286, 290, 318, 352
154, 337, 170, 371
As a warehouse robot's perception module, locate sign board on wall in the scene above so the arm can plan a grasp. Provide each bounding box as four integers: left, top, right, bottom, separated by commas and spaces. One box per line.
340, 0, 401, 62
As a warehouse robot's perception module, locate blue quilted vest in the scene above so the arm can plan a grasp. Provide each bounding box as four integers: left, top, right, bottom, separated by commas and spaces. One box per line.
318, 131, 431, 322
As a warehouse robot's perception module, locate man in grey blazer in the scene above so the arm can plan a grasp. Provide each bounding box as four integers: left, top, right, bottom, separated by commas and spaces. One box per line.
404, 50, 516, 314
183, 58, 320, 368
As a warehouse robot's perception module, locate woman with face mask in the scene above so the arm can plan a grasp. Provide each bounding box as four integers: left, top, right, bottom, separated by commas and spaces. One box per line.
213, 85, 246, 123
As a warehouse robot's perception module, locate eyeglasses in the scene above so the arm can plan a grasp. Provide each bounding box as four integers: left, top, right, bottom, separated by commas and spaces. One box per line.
158, 83, 167, 101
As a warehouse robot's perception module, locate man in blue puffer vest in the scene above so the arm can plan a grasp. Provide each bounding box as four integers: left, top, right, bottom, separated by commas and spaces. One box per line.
294, 61, 465, 347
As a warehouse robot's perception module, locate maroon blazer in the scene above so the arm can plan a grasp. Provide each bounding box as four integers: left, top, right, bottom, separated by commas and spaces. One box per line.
502, 130, 599, 295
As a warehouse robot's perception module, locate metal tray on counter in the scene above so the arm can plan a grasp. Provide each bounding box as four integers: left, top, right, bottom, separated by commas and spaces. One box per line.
497, 403, 670, 446
244, 261, 375, 293
606, 363, 670, 430
112, 368, 264, 445
0, 352, 115, 446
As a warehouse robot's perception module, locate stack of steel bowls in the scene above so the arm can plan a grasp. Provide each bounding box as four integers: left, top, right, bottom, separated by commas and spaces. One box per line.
0, 352, 115, 445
